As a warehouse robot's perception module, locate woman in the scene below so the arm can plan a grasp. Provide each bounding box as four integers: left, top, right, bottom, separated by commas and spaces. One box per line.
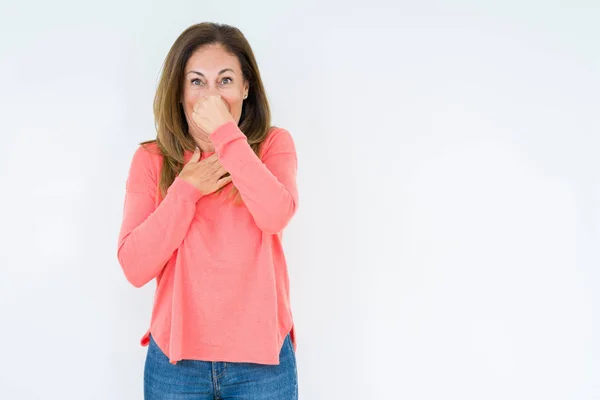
117, 22, 299, 399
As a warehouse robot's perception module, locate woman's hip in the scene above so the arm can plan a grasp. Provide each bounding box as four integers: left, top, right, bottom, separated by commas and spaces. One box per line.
144, 332, 298, 400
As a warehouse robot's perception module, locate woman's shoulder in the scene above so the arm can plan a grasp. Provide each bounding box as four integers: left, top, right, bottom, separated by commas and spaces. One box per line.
267, 125, 289, 137
129, 140, 163, 173
265, 125, 295, 147
135, 141, 164, 160
138, 140, 162, 156
260, 126, 296, 159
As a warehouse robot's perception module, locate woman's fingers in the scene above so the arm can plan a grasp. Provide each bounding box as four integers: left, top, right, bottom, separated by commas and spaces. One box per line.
216, 175, 233, 189
213, 165, 227, 177
200, 153, 220, 167
189, 147, 201, 163
190, 152, 228, 188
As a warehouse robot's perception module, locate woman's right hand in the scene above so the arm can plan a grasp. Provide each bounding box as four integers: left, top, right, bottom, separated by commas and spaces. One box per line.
178, 147, 232, 195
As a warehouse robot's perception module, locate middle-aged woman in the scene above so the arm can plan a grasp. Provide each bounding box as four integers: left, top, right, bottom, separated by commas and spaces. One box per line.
117, 22, 299, 399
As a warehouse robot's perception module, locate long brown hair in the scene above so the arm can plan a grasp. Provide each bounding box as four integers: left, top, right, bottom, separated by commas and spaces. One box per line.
141, 22, 271, 203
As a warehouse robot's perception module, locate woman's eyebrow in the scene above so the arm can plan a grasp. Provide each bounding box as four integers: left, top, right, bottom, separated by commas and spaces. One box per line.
186, 68, 235, 77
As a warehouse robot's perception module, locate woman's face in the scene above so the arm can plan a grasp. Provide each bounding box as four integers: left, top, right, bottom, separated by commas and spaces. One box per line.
181, 44, 249, 138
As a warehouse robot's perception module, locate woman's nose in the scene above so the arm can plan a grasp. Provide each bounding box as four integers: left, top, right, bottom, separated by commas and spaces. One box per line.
206, 86, 220, 97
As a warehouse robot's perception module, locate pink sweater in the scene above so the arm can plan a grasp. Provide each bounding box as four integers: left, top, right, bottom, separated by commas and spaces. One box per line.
117, 121, 298, 365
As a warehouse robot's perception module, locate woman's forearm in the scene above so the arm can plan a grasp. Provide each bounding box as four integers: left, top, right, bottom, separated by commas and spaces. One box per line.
117, 149, 203, 287
211, 122, 298, 234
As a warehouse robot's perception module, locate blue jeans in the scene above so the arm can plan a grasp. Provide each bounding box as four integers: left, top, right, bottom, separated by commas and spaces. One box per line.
144, 333, 298, 399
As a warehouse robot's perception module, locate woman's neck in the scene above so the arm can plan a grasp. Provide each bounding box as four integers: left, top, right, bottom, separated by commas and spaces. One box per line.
193, 132, 215, 153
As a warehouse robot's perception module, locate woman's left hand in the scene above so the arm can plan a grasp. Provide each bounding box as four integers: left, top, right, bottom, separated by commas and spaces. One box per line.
192, 95, 235, 136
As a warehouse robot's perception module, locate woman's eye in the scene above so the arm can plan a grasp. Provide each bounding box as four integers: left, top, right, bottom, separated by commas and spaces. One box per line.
190, 77, 231, 86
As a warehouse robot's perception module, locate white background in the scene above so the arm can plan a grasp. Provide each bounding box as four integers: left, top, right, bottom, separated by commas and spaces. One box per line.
1, 0, 598, 399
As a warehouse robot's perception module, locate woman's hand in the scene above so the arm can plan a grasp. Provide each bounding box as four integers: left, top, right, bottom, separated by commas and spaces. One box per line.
192, 95, 235, 135
178, 148, 232, 195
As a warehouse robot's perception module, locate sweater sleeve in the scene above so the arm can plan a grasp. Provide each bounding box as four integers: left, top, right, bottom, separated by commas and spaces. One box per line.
117, 145, 204, 288
210, 121, 299, 234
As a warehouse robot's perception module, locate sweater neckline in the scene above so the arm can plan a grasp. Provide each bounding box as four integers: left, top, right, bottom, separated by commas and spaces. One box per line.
183, 149, 215, 162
